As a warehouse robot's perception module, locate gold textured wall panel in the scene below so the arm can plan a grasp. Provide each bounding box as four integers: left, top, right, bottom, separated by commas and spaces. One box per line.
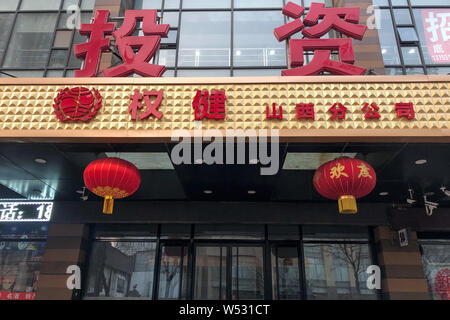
0, 75, 448, 142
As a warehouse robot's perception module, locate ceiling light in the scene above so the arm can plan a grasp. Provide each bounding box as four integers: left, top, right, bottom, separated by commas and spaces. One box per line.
34, 158, 47, 164
381, 49, 387, 54
203, 190, 213, 194
379, 192, 389, 196
236, 50, 241, 56
269, 50, 275, 55
248, 190, 256, 194
415, 159, 427, 165
408, 48, 415, 54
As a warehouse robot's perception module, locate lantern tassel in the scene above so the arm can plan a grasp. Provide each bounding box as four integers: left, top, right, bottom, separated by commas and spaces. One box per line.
338, 195, 357, 214
103, 196, 114, 214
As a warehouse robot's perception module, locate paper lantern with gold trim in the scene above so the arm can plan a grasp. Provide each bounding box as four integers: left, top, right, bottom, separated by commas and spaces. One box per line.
83, 157, 141, 214
313, 157, 376, 214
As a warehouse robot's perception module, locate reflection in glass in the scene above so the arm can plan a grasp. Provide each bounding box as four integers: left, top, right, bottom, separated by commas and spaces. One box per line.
158, 246, 188, 299
178, 12, 231, 67
420, 243, 450, 300
134, 0, 162, 9
398, 27, 419, 42
0, 14, 15, 62
177, 69, 230, 77
271, 247, 301, 299
401, 46, 421, 65
21, 0, 61, 10
378, 10, 401, 65
393, 9, 412, 25
194, 246, 227, 299
0, 0, 19, 11
303, 243, 377, 300
182, 0, 231, 9
0, 241, 45, 295
85, 242, 156, 299
233, 11, 286, 67
232, 247, 264, 300
3, 14, 58, 68
234, 0, 282, 8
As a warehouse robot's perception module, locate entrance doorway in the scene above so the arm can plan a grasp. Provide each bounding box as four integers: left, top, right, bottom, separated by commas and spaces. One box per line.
193, 245, 265, 300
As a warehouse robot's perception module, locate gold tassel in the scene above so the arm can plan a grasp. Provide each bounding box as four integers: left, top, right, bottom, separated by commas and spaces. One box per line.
103, 196, 114, 214
338, 195, 357, 214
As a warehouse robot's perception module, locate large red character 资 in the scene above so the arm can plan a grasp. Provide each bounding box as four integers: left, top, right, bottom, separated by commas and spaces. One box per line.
274, 1, 367, 76
75, 9, 169, 78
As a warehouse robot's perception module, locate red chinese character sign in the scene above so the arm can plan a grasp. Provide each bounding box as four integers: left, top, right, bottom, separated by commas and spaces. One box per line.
75, 9, 169, 77
422, 9, 450, 64
274, 2, 367, 76
53, 87, 102, 122
192, 90, 226, 120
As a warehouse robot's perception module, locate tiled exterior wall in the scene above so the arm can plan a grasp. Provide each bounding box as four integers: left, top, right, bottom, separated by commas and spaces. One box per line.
35, 224, 89, 300
374, 226, 430, 299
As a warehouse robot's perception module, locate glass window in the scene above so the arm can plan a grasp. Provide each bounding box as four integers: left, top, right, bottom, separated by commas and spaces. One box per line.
195, 224, 264, 240
94, 224, 158, 239
182, 0, 231, 9
398, 27, 419, 42
303, 226, 370, 241
271, 246, 301, 299
405, 67, 424, 74
401, 46, 422, 65
0, 14, 15, 62
410, 0, 450, 4
165, 0, 180, 9
378, 10, 401, 65
46, 70, 65, 77
232, 246, 264, 299
49, 49, 69, 67
161, 30, 177, 44
391, 0, 407, 5
385, 68, 404, 75
421, 242, 450, 300
134, 0, 162, 9
0, 241, 46, 297
0, 0, 20, 11
177, 69, 230, 77
163, 69, 175, 77
304, 243, 377, 300
3, 13, 58, 68
233, 11, 286, 67
158, 49, 176, 67
158, 245, 188, 299
1, 70, 44, 77
427, 67, 450, 74
81, 0, 95, 10
162, 12, 179, 28
413, 9, 450, 65
54, 30, 73, 47
394, 9, 412, 25
233, 69, 283, 76
63, 0, 78, 9
21, 0, 61, 10
85, 241, 157, 299
234, 0, 282, 8
178, 12, 231, 67
194, 246, 227, 299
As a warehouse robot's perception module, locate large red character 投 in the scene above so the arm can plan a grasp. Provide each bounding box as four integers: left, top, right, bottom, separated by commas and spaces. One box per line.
274, 1, 367, 76
75, 9, 169, 78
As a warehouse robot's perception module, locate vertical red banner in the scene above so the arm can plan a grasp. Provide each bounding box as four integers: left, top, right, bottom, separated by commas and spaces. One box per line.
421, 9, 450, 63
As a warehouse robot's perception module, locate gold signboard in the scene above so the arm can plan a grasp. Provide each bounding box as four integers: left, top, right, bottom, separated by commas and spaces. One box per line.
0, 75, 448, 143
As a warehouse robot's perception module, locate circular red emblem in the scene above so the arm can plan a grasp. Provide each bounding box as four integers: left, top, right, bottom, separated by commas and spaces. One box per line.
53, 87, 102, 122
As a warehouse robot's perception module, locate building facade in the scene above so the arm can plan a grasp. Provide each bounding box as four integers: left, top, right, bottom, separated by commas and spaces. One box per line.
0, 0, 449, 301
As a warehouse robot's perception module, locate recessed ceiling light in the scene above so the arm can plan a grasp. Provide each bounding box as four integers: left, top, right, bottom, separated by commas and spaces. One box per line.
269, 50, 275, 55
34, 158, 47, 164
408, 49, 415, 54
203, 190, 213, 194
379, 192, 389, 196
415, 159, 427, 165
236, 50, 241, 56
248, 190, 256, 194
381, 49, 387, 54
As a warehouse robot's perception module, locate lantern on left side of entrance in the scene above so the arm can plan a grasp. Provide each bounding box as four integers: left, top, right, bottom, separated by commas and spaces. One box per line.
83, 157, 141, 214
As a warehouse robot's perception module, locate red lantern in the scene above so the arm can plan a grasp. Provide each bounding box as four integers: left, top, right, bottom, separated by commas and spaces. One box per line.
313, 157, 376, 214
83, 157, 141, 214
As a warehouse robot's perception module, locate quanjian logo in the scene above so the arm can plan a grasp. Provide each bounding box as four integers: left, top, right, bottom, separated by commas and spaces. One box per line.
53, 87, 103, 122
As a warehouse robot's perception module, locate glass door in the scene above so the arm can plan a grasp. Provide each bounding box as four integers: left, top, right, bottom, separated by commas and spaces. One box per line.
271, 245, 302, 299
156, 243, 189, 299
193, 244, 265, 300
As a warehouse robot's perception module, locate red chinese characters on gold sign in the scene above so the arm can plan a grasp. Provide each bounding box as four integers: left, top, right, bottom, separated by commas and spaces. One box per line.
274, 2, 367, 76
74, 9, 169, 77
